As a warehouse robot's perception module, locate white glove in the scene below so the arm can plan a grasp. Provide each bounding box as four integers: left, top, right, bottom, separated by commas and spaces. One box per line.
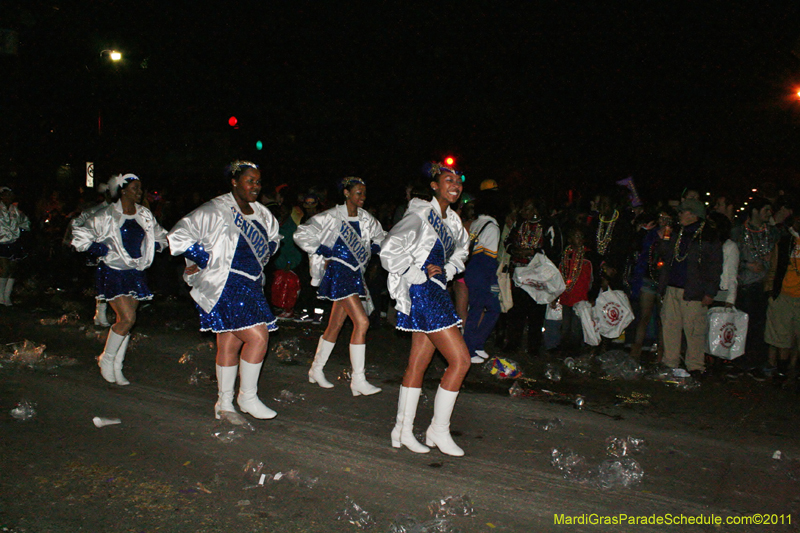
403, 266, 428, 285
445, 264, 458, 281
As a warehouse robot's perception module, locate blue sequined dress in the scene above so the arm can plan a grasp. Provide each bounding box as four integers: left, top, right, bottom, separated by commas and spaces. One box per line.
198, 216, 277, 333
396, 240, 461, 333
317, 219, 366, 301
96, 216, 153, 301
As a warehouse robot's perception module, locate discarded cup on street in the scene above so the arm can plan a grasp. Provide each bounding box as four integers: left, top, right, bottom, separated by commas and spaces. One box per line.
574, 395, 585, 409
606, 436, 646, 457
93, 416, 121, 428
274, 389, 305, 404
10, 399, 37, 421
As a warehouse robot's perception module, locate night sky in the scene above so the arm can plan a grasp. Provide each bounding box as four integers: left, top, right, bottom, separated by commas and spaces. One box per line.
3, 1, 800, 203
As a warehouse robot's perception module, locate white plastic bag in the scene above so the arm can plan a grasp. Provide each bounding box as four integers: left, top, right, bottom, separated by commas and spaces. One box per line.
512, 253, 566, 304
593, 289, 634, 339
575, 300, 601, 346
545, 301, 563, 321
706, 307, 748, 360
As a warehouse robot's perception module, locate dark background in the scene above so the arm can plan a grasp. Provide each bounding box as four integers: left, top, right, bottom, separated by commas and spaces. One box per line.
2, 1, 800, 206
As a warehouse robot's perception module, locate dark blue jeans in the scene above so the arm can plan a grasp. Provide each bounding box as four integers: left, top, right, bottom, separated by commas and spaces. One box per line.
464, 284, 501, 356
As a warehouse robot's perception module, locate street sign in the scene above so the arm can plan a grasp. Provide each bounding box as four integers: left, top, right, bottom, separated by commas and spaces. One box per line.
86, 162, 94, 187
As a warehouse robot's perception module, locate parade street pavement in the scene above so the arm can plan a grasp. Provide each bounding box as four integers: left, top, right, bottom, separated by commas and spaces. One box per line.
1, 301, 799, 532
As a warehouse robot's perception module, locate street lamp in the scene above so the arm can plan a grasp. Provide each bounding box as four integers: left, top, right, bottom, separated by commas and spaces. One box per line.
100, 49, 122, 62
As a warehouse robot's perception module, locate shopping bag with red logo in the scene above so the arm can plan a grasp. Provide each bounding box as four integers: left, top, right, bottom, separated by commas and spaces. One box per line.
574, 300, 601, 346
706, 307, 748, 360
593, 289, 634, 339
512, 252, 566, 304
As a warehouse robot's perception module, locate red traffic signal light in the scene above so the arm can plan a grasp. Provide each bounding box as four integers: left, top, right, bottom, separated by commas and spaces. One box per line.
228, 116, 238, 127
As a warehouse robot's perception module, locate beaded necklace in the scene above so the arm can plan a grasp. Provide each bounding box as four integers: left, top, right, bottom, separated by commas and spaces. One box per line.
673, 221, 705, 263
518, 219, 543, 250
647, 239, 662, 280
596, 210, 618, 255
743, 223, 774, 260
560, 245, 585, 291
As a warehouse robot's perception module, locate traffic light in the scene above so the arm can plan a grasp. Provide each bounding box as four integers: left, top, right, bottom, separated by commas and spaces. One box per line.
255, 140, 263, 150
228, 116, 238, 128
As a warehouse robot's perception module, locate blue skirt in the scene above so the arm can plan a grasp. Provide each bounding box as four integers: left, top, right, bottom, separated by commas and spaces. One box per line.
198, 272, 278, 333
396, 278, 461, 333
96, 263, 152, 301
0, 240, 26, 261
317, 261, 365, 301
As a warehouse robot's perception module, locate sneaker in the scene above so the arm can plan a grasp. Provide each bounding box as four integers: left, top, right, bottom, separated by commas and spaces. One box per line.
748, 366, 777, 382
471, 352, 488, 364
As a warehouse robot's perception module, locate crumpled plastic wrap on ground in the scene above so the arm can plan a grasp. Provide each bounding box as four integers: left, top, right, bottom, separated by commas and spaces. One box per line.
509, 382, 585, 409
211, 415, 255, 443
273, 337, 301, 363
563, 354, 593, 374
530, 418, 564, 431
544, 363, 562, 382
188, 369, 213, 386
336, 496, 376, 529
646, 366, 701, 390
428, 495, 474, 518
179, 341, 215, 364
274, 389, 305, 404
10, 399, 37, 421
596, 350, 644, 380
606, 436, 647, 457
551, 448, 643, 489
388, 515, 462, 533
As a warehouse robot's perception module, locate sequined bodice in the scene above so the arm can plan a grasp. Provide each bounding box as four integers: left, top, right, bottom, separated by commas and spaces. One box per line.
120, 217, 144, 259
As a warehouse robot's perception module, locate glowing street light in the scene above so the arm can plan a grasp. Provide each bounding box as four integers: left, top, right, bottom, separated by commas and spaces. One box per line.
100, 49, 122, 61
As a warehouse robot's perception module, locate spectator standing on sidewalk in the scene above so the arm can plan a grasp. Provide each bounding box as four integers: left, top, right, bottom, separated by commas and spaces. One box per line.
168, 161, 282, 421
657, 198, 722, 378
729, 197, 779, 379
294, 176, 387, 395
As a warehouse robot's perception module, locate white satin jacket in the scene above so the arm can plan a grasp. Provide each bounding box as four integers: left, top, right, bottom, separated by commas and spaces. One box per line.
294, 204, 387, 286
0, 202, 31, 244
380, 198, 469, 315
71, 201, 167, 271
167, 193, 281, 313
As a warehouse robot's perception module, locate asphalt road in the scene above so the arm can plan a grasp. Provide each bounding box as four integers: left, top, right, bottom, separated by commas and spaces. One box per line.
2, 296, 800, 533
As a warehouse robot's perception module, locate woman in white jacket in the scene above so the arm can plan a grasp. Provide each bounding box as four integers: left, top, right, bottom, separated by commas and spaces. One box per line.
168, 161, 281, 420
71, 174, 168, 385
380, 162, 471, 456
294, 177, 387, 395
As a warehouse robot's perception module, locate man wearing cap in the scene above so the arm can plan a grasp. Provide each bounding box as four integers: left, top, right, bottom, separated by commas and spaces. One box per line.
658, 198, 723, 377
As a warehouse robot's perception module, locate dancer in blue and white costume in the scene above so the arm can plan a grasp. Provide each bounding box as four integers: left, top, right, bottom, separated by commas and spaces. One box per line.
168, 161, 282, 420
294, 177, 387, 395
0, 186, 31, 307
71, 174, 168, 385
380, 162, 471, 456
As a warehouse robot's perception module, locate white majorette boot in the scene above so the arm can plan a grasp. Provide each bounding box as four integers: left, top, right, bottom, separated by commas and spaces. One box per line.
349, 344, 381, 396
425, 386, 465, 457
237, 360, 277, 419
2, 278, 13, 306
94, 300, 111, 327
113, 334, 131, 385
391, 386, 430, 453
215, 364, 239, 419
308, 336, 335, 388
98, 329, 126, 383
0, 278, 7, 306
